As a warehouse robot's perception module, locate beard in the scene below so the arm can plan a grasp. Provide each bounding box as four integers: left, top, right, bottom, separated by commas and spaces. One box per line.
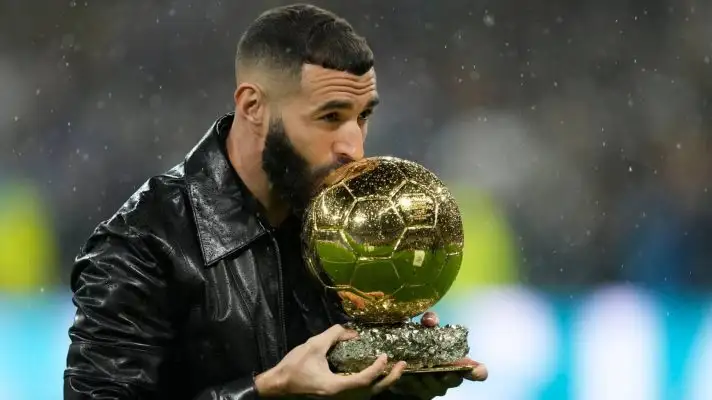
262, 117, 352, 218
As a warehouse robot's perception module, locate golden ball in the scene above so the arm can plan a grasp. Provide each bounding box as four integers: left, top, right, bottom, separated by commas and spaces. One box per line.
301, 157, 464, 323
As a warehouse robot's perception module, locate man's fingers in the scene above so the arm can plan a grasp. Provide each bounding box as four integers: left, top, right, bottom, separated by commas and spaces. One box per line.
448, 357, 488, 381
311, 324, 358, 353
420, 311, 439, 327
451, 358, 488, 381
449, 358, 476, 367
469, 363, 488, 381
334, 354, 388, 391
372, 361, 407, 393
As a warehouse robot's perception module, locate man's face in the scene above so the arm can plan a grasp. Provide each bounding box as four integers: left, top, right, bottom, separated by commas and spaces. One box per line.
262, 64, 379, 215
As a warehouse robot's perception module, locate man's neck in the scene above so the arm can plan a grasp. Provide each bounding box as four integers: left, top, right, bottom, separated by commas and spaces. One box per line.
226, 118, 289, 227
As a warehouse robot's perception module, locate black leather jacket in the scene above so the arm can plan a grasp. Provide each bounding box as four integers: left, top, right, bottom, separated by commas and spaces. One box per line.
64, 114, 413, 399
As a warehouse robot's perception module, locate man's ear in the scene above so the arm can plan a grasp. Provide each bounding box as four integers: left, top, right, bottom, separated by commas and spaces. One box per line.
234, 83, 267, 130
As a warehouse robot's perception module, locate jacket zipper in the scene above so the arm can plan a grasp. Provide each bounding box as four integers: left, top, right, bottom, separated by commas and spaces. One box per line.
270, 233, 289, 357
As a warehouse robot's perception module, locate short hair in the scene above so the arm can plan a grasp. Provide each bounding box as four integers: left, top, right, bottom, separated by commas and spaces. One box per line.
235, 4, 374, 83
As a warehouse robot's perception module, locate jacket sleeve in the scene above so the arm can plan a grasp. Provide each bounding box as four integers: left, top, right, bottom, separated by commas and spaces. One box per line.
372, 391, 419, 400
63, 222, 259, 400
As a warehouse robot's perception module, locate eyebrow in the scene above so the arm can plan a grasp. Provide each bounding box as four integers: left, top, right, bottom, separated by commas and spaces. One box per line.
314, 97, 380, 114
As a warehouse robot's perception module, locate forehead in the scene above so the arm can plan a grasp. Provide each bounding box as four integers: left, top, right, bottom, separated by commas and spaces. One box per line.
298, 64, 377, 105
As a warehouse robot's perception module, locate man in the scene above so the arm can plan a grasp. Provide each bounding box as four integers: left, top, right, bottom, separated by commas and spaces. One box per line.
64, 4, 487, 399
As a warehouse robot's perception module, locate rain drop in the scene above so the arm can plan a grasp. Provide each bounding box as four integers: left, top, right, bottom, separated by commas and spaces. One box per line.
483, 14, 495, 27
61, 34, 75, 48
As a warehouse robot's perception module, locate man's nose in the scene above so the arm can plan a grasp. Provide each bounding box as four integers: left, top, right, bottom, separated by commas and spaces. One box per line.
332, 124, 365, 161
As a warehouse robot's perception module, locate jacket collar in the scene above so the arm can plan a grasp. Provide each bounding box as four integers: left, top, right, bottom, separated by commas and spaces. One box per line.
184, 113, 269, 266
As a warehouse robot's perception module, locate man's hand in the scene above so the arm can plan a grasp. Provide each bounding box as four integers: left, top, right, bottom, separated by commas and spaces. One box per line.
255, 324, 407, 398
388, 311, 488, 399
420, 311, 488, 382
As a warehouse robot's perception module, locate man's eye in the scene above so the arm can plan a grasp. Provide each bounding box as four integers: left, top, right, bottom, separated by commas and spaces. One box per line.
321, 113, 340, 122
358, 110, 373, 122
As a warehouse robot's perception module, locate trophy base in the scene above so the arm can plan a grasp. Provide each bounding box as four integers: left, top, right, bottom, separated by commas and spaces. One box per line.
337, 364, 474, 376
338, 364, 474, 377
328, 321, 470, 375
400, 365, 474, 374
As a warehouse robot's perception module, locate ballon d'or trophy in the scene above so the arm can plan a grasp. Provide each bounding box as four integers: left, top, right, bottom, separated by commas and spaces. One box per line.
301, 156, 472, 375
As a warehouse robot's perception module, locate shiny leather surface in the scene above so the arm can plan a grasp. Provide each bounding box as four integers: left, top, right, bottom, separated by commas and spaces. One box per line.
64, 114, 360, 399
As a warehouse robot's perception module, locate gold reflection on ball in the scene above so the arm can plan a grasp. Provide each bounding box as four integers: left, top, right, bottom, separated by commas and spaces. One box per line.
302, 157, 464, 323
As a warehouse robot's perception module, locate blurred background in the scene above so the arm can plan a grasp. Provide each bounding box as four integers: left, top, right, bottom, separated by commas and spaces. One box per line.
1, 0, 711, 398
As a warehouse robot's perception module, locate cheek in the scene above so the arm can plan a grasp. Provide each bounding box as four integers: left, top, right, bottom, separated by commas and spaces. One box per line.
286, 122, 335, 166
